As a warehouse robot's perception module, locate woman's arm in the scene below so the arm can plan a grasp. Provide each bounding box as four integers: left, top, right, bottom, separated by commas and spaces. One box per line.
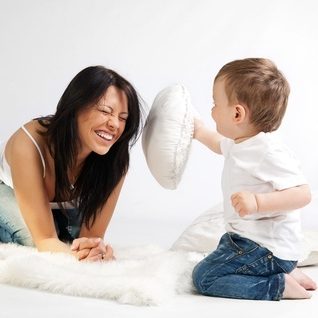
8, 129, 101, 258
79, 175, 125, 238
72, 175, 126, 260
8, 129, 71, 253
193, 118, 223, 154
231, 185, 312, 217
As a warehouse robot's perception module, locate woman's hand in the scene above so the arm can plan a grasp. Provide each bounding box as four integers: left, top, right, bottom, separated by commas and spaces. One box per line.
70, 237, 115, 262
86, 243, 115, 262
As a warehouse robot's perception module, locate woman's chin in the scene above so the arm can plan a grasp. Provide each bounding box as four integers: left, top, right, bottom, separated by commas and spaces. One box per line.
94, 145, 112, 156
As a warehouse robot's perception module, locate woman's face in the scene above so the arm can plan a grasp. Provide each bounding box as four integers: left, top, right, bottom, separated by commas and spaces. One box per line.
77, 85, 129, 159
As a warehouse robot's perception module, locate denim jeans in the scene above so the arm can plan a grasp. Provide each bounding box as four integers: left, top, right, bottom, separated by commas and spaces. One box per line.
0, 182, 81, 245
192, 232, 297, 301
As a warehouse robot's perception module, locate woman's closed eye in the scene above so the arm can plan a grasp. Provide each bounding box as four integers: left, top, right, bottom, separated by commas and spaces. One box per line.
98, 105, 112, 115
118, 114, 128, 122
98, 105, 128, 121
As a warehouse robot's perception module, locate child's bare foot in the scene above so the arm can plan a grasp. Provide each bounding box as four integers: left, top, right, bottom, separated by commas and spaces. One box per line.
283, 274, 311, 299
290, 268, 317, 290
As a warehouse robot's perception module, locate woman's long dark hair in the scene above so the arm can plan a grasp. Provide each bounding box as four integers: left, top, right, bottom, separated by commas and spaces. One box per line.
39, 66, 143, 228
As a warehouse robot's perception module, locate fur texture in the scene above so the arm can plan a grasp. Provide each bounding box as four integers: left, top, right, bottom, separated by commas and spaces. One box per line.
0, 243, 202, 305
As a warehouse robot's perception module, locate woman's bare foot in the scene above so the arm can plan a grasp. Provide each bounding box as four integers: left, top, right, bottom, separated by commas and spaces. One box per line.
283, 274, 311, 299
290, 268, 317, 290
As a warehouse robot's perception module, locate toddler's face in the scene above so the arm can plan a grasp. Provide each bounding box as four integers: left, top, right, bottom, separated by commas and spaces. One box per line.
211, 78, 236, 139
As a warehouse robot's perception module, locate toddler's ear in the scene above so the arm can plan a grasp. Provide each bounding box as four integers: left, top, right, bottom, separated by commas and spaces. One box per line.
233, 104, 246, 123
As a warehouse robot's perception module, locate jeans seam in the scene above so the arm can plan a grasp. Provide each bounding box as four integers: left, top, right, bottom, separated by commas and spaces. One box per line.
273, 258, 297, 274
274, 273, 285, 300
227, 232, 260, 254
236, 252, 272, 275
198, 245, 262, 292
226, 233, 242, 251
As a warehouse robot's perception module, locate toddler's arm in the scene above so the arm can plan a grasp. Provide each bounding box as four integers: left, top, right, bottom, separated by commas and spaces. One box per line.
231, 185, 311, 217
193, 118, 223, 154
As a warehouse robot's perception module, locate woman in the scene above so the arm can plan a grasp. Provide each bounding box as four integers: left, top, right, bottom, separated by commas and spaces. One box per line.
0, 66, 143, 261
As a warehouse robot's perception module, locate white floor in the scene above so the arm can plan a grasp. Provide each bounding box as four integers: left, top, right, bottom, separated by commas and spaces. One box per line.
1, 216, 318, 318
1, 266, 317, 318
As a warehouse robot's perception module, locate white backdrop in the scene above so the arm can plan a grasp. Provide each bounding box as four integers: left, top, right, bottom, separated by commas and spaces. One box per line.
1, 0, 318, 246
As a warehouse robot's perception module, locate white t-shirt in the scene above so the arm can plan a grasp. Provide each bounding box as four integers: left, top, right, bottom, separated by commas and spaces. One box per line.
220, 132, 307, 260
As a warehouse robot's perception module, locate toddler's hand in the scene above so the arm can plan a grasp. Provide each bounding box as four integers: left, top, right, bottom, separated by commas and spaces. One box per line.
231, 191, 258, 217
193, 117, 205, 140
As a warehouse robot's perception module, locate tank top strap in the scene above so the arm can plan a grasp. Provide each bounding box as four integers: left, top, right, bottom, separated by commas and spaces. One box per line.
21, 125, 46, 178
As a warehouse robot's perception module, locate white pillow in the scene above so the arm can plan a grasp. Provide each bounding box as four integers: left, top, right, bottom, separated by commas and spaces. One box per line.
171, 202, 318, 267
170, 203, 225, 253
142, 84, 194, 189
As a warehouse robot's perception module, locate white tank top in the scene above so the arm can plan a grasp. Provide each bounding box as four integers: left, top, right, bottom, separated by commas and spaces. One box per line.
0, 126, 74, 208
0, 126, 46, 188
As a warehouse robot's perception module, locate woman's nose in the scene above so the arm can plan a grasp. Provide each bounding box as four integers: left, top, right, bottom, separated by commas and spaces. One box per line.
107, 115, 120, 129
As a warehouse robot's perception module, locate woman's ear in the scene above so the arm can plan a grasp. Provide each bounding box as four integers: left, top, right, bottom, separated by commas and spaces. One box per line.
233, 104, 247, 123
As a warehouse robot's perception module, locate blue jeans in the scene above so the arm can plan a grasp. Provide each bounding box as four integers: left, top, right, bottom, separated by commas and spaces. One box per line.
192, 232, 297, 301
0, 182, 81, 245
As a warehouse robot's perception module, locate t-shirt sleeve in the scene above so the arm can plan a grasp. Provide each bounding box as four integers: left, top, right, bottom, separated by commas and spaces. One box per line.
253, 144, 307, 190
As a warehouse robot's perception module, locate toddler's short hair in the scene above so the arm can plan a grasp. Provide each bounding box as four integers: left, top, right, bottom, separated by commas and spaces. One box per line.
215, 58, 290, 132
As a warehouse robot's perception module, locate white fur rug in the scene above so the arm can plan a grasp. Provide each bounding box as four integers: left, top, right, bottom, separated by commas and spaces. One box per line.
1, 240, 317, 306
0, 243, 202, 306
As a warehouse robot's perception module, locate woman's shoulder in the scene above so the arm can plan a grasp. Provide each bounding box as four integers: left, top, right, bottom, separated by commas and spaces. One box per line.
6, 120, 48, 163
